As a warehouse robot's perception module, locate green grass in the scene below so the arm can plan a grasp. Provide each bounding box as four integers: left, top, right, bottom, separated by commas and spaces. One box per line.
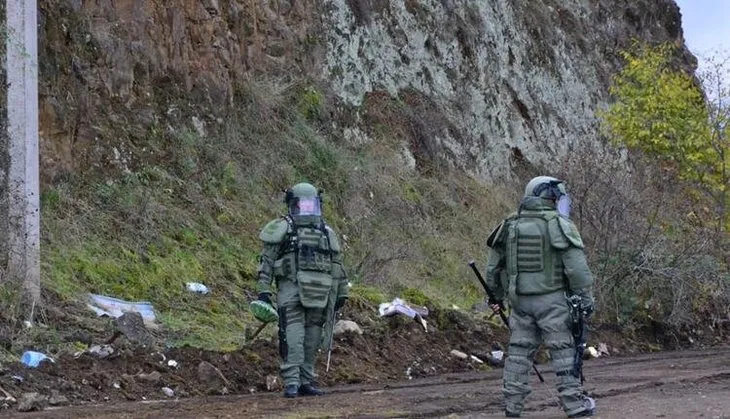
33, 76, 517, 352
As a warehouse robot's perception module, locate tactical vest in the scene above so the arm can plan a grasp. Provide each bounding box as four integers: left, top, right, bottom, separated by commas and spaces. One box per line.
278, 221, 334, 308
504, 211, 566, 297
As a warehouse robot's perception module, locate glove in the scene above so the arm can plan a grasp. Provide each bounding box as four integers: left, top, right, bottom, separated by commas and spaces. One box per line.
258, 292, 272, 306
580, 295, 595, 318
334, 296, 347, 312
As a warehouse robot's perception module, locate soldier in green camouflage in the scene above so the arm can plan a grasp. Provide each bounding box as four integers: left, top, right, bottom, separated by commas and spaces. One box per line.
484, 176, 596, 418
255, 182, 349, 398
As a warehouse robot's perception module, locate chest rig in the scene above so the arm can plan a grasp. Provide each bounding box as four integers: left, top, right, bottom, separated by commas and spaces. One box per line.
282, 219, 333, 273
278, 217, 334, 308
504, 211, 566, 298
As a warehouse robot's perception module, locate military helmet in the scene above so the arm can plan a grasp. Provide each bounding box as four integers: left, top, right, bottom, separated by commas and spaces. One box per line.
524, 176, 566, 200
284, 182, 322, 225
523, 175, 572, 217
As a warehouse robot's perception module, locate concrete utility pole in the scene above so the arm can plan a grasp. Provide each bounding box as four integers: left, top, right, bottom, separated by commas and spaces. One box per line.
5, 0, 40, 308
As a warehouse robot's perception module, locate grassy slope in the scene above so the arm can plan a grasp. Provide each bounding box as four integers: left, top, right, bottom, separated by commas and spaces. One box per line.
35, 78, 515, 351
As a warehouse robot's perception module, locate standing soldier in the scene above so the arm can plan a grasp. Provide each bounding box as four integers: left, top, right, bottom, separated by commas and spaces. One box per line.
484, 176, 596, 418
253, 182, 349, 398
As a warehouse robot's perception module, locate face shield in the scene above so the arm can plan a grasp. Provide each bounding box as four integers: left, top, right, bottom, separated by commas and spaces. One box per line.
557, 194, 572, 218
290, 197, 321, 217
550, 181, 571, 218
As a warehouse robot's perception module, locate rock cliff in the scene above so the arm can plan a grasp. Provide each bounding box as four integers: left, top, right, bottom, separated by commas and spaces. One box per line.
30, 0, 692, 184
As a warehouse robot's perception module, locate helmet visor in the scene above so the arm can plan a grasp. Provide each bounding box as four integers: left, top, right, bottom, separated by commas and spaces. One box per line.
557, 194, 572, 218
291, 197, 321, 217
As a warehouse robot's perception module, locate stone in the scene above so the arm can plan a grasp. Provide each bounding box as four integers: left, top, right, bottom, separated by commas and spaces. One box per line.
115, 312, 155, 348
48, 390, 69, 407
65, 330, 93, 345
88, 344, 115, 359
586, 346, 600, 359
197, 361, 230, 395
333, 320, 363, 335
137, 371, 162, 383
191, 116, 207, 137
17, 392, 47, 412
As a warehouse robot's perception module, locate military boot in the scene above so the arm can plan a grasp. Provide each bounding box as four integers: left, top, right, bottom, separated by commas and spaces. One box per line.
568, 396, 595, 417
298, 383, 325, 396
283, 384, 299, 398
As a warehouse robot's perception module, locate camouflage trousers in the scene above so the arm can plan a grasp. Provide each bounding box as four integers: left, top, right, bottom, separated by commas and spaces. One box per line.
276, 279, 328, 387
503, 290, 588, 416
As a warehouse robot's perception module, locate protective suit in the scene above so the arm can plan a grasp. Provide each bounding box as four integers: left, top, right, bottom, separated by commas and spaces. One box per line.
255, 182, 349, 398
485, 176, 596, 417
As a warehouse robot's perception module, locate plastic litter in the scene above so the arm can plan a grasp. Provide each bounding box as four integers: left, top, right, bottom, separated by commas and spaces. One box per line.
378, 297, 429, 332
20, 351, 54, 368
87, 293, 156, 326
378, 298, 429, 318
186, 282, 210, 294
470, 355, 484, 364
88, 344, 115, 359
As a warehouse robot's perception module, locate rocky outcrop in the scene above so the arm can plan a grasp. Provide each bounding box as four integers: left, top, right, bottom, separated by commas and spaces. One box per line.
324, 0, 690, 180
32, 0, 692, 184
37, 0, 325, 183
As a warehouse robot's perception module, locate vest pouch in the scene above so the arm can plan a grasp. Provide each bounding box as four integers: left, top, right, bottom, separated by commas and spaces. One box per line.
273, 259, 285, 279
296, 270, 332, 308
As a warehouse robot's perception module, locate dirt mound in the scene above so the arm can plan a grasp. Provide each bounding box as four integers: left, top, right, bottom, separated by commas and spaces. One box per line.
0, 302, 505, 410
2, 293, 725, 413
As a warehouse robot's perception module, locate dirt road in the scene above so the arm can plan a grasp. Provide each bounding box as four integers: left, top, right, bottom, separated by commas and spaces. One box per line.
10, 347, 730, 418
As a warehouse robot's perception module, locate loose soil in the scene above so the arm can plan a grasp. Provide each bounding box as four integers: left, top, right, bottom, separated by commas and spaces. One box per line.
2, 298, 729, 418
4, 347, 730, 418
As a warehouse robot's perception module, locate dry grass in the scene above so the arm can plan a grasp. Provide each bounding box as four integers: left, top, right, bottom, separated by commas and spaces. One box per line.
556, 143, 730, 328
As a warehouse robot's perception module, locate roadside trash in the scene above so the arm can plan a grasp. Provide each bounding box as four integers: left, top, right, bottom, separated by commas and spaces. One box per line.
266, 375, 281, 392
11, 375, 23, 382
20, 351, 54, 368
167, 359, 179, 368
378, 298, 429, 332
88, 344, 114, 359
379, 298, 429, 317
491, 350, 504, 361
470, 355, 484, 364
186, 282, 210, 294
162, 387, 175, 397
597, 342, 610, 356
586, 346, 600, 359
450, 349, 468, 359
87, 293, 156, 326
